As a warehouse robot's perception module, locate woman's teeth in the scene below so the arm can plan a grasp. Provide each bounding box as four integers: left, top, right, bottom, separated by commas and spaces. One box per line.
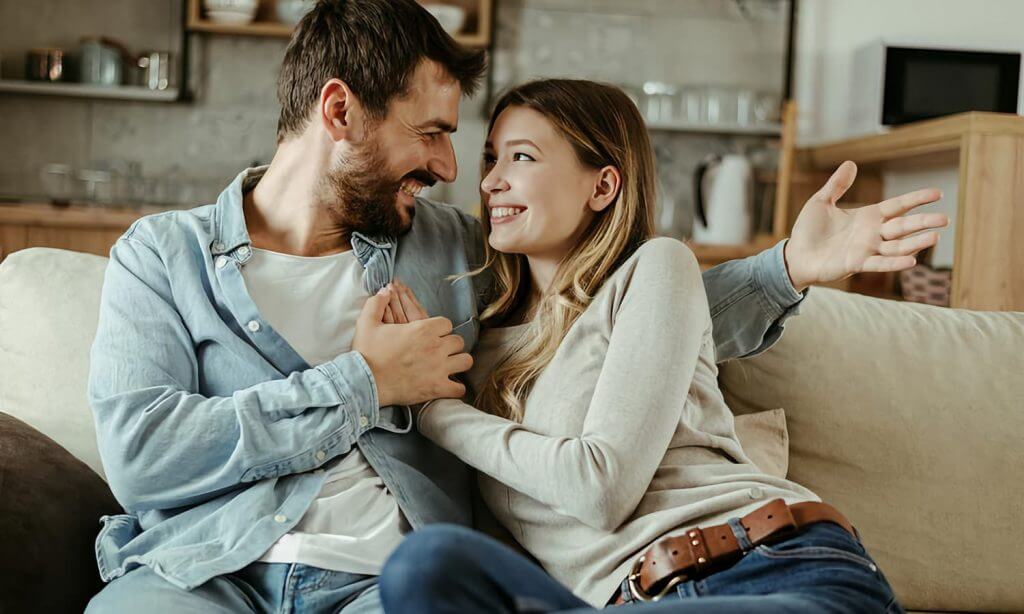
491, 207, 524, 219
399, 181, 423, 196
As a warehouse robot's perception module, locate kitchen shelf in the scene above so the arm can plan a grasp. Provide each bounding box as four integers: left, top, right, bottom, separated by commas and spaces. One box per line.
186, 0, 494, 48
646, 120, 782, 137
0, 80, 180, 102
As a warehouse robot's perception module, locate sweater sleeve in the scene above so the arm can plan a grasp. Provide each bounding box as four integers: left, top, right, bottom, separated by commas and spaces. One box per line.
418, 238, 709, 531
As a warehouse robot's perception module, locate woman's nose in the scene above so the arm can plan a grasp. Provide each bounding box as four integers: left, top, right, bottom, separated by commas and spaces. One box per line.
480, 165, 509, 194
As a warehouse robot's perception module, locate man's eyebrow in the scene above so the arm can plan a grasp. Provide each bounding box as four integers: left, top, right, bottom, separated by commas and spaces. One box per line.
416, 118, 458, 133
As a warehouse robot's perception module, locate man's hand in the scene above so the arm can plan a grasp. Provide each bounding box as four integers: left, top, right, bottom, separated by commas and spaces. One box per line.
353, 286, 472, 407
784, 160, 950, 292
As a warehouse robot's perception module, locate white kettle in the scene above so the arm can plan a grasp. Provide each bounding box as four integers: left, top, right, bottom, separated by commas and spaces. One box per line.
692, 153, 754, 245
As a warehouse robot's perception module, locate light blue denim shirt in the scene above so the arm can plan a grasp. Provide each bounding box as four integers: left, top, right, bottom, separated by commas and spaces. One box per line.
88, 167, 804, 590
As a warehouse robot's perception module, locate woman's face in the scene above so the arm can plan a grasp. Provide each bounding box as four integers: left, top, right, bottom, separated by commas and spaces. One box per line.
481, 106, 605, 261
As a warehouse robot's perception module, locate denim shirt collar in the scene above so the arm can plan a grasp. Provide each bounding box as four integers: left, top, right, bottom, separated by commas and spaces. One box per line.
211, 166, 396, 293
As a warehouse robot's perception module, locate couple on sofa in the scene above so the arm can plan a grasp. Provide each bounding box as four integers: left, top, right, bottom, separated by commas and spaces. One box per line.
85, 1, 947, 612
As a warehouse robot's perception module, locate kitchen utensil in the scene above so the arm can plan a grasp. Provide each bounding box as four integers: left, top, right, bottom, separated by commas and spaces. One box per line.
423, 4, 466, 34
78, 37, 126, 86
136, 51, 171, 90
26, 48, 66, 82
204, 0, 258, 24
692, 153, 754, 245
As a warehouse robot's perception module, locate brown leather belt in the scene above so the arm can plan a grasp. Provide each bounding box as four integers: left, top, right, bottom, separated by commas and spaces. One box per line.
611, 499, 859, 605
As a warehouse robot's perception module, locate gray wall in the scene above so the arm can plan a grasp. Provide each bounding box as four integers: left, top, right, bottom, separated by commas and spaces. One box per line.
0, 0, 788, 238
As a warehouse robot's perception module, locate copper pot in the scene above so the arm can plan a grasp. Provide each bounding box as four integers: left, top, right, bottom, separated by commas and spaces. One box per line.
26, 48, 66, 82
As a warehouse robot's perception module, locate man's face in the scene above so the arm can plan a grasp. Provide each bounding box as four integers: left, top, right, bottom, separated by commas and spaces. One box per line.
320, 60, 461, 237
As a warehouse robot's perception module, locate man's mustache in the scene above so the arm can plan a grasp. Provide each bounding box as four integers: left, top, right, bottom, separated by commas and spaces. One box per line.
403, 169, 439, 188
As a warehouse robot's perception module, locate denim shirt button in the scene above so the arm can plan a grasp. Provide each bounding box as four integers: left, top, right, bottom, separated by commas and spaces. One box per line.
274, 514, 287, 523
748, 487, 764, 499
212, 241, 226, 252
247, 320, 261, 332
359, 415, 369, 428
315, 450, 326, 462
216, 256, 229, 269
238, 246, 251, 258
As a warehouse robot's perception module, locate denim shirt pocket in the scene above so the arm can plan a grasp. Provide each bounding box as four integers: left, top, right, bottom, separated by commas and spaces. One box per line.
451, 317, 479, 351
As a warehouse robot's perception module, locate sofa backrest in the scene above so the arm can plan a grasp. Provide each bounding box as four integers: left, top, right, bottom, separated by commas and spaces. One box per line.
720, 286, 1024, 612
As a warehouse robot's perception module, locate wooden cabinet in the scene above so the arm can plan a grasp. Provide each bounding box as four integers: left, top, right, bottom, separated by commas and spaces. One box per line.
788, 112, 1024, 312
0, 204, 163, 262
186, 0, 494, 48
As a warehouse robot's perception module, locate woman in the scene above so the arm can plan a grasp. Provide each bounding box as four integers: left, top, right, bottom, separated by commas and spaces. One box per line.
375, 79, 903, 613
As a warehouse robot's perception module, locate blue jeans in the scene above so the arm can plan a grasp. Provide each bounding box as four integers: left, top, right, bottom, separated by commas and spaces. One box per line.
86, 562, 382, 613
380, 522, 904, 613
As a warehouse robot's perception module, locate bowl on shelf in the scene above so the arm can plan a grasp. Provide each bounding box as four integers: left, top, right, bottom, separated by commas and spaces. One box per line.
422, 4, 466, 35
203, 0, 258, 24
276, 0, 316, 25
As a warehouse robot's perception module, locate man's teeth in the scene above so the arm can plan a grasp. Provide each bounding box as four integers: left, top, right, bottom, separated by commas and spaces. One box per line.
399, 181, 423, 196
491, 207, 524, 219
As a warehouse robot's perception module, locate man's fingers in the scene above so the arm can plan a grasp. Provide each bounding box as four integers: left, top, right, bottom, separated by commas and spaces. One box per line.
442, 333, 465, 356
878, 188, 943, 219
816, 160, 858, 204
878, 232, 938, 257
446, 352, 474, 375
861, 255, 917, 273
880, 212, 950, 240
436, 379, 467, 400
360, 290, 392, 325
423, 316, 454, 336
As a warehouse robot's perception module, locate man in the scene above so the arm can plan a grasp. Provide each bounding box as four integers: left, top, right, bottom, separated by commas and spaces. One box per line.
85, 1, 946, 611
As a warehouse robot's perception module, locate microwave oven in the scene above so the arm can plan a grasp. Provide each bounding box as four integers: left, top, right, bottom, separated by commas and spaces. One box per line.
850, 41, 1023, 133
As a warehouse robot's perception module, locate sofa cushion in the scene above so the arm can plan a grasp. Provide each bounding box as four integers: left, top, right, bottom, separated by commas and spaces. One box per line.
0, 248, 109, 479
0, 411, 120, 612
720, 287, 1024, 612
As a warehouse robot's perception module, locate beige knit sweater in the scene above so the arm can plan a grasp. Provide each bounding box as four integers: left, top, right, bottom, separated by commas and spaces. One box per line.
418, 237, 818, 607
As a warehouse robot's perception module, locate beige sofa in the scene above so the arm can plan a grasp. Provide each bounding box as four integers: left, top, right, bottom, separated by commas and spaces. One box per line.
1, 247, 1022, 612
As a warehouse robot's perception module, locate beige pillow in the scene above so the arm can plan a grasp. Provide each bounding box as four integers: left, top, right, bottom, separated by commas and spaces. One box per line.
733, 408, 788, 479
0, 248, 109, 479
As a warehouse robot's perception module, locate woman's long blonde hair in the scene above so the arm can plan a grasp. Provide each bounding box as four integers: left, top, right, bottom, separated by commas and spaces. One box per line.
474, 79, 657, 422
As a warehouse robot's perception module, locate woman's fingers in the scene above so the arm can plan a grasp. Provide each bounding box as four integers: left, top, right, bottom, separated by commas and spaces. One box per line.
387, 283, 409, 323
861, 254, 917, 273
878, 188, 943, 220
383, 303, 396, 324
393, 279, 429, 321
878, 231, 939, 257
880, 212, 950, 240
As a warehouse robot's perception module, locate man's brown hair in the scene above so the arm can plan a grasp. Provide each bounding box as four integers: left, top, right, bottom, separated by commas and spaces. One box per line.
276, 0, 488, 142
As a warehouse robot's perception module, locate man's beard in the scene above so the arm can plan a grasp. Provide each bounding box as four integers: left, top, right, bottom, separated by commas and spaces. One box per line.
318, 138, 433, 238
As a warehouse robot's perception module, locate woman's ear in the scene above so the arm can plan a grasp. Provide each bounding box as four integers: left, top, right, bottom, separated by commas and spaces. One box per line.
588, 165, 622, 212
320, 78, 363, 142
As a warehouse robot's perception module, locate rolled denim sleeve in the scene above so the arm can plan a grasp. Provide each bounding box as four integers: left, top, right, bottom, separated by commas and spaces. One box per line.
89, 236, 382, 512
701, 239, 808, 362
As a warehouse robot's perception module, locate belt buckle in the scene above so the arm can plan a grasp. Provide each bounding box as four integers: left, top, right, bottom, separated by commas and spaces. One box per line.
626, 555, 687, 602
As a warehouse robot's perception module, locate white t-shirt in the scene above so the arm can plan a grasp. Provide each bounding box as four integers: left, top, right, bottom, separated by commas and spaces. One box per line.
241, 246, 407, 575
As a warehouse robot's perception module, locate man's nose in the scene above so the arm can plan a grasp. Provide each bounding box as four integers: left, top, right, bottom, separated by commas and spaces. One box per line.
428, 135, 457, 184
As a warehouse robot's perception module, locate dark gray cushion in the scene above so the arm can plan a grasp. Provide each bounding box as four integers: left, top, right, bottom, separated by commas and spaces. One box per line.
0, 411, 120, 612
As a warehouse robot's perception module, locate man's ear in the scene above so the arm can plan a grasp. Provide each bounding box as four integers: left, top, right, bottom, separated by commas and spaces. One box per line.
588, 165, 622, 213
319, 78, 363, 142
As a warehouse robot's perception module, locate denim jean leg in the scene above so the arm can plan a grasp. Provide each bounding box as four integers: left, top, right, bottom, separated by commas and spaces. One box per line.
380, 524, 589, 614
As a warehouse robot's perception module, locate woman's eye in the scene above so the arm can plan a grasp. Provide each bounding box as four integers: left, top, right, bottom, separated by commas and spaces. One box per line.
512, 152, 534, 162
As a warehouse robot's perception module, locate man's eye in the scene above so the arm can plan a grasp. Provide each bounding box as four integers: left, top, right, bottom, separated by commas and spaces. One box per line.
512, 152, 534, 162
